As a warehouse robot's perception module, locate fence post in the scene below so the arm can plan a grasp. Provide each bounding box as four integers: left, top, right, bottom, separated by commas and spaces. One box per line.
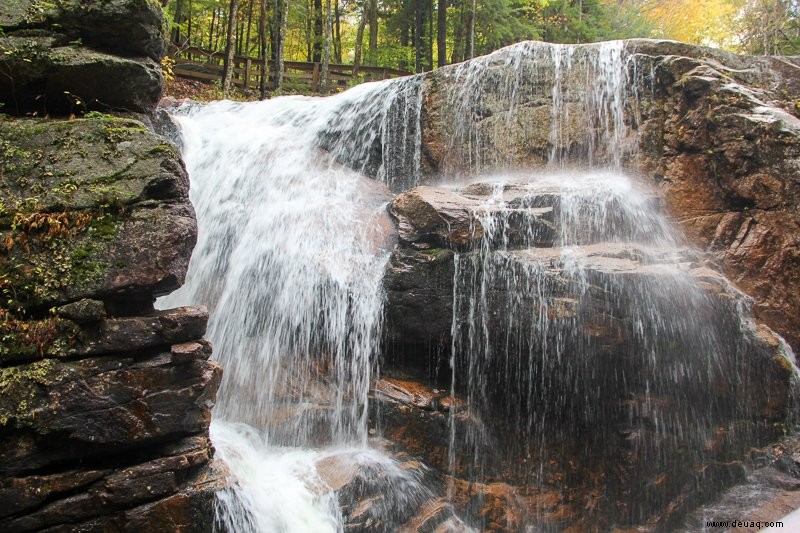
312, 63, 320, 93
244, 59, 251, 89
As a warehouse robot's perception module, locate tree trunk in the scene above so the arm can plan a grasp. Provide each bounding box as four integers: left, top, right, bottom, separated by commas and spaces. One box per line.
271, 0, 286, 90
367, 0, 378, 66
437, 0, 446, 67
235, 14, 243, 55
215, 8, 226, 54
281, 0, 287, 76
353, 0, 368, 76
259, 0, 268, 98
313, 0, 323, 62
172, 0, 184, 45
452, 0, 464, 63
209, 8, 216, 50
245, 0, 254, 56
320, 0, 333, 91
465, 0, 476, 59
428, 0, 433, 70
306, 0, 313, 61
187, 0, 193, 46
334, 0, 342, 63
414, 0, 422, 72
222, 0, 240, 95
399, 15, 409, 71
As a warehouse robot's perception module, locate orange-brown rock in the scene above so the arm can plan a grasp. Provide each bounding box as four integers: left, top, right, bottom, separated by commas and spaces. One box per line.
632, 45, 800, 351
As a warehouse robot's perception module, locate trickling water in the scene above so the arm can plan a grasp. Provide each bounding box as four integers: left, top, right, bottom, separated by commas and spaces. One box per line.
445, 171, 788, 524
161, 39, 796, 531
436, 41, 633, 177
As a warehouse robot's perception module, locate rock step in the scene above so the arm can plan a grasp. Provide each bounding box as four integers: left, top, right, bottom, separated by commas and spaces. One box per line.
0, 437, 223, 532
389, 181, 667, 252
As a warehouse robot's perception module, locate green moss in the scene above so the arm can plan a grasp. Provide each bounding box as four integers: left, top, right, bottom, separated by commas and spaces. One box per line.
0, 359, 56, 426
148, 143, 176, 156
70, 245, 91, 262
102, 120, 148, 144
89, 212, 119, 239
0, 207, 112, 308
84, 111, 113, 120
424, 247, 453, 262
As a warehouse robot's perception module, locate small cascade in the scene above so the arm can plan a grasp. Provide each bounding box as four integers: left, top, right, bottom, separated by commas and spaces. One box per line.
445, 171, 788, 526
433, 41, 634, 177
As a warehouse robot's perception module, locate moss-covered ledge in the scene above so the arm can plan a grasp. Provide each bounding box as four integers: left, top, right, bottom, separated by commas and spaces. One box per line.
0, 116, 194, 313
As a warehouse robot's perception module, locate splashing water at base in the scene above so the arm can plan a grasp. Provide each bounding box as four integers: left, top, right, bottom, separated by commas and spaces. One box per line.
212, 422, 343, 533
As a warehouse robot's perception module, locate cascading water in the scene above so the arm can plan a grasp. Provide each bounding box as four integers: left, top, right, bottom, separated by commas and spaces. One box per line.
159, 79, 434, 530
444, 171, 790, 526
161, 39, 796, 531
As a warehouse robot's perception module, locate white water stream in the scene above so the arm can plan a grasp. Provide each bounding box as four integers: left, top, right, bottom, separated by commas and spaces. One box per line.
159, 79, 428, 530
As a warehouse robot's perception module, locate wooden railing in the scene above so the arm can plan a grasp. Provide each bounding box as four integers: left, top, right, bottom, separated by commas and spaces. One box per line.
172, 46, 412, 93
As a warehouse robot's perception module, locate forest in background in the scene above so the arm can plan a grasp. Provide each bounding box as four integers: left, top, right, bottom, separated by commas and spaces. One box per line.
166, 0, 800, 95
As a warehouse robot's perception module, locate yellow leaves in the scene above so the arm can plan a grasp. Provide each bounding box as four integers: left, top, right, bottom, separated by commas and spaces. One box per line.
161, 55, 176, 86
602, 0, 741, 48
646, 0, 739, 47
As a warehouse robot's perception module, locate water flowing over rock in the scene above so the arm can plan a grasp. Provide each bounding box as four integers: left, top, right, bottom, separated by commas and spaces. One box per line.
0, 116, 221, 530
418, 40, 800, 355
384, 172, 795, 529
126, 39, 799, 532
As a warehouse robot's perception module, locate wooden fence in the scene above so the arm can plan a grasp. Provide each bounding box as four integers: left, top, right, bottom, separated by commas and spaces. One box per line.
172, 46, 412, 93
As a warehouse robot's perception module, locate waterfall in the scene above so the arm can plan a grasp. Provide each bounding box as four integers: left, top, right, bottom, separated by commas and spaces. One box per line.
445, 171, 787, 525
159, 79, 429, 530
161, 40, 796, 531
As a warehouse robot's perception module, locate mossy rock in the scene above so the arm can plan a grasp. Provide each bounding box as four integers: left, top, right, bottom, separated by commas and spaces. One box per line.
0, 0, 167, 62
0, 116, 195, 313
0, 350, 222, 477
0, 32, 163, 115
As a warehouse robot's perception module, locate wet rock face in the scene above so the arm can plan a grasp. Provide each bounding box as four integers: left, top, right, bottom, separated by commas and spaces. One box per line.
0, 0, 168, 61
0, 118, 221, 530
0, 1, 166, 115
381, 176, 796, 530
0, 117, 194, 318
417, 39, 800, 354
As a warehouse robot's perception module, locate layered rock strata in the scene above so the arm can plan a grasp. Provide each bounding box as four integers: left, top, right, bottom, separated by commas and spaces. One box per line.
0, 117, 222, 531
381, 179, 795, 530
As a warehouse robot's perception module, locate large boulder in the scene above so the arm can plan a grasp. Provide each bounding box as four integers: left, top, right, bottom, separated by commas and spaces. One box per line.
627, 42, 800, 352
0, 0, 167, 61
0, 33, 163, 115
0, 0, 167, 115
0, 116, 194, 316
